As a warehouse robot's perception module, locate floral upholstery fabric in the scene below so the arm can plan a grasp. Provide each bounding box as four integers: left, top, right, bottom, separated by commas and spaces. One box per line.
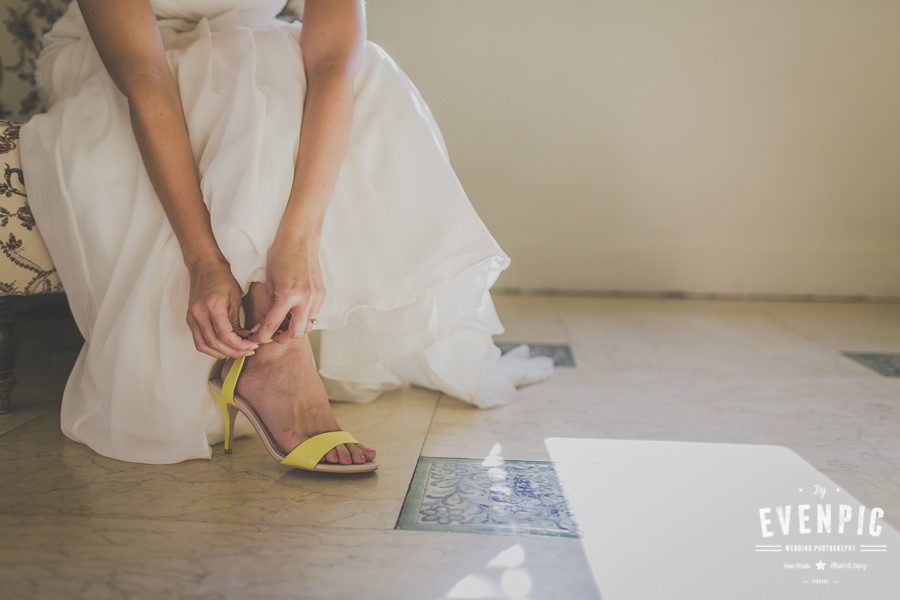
0, 120, 62, 295
1, 0, 70, 120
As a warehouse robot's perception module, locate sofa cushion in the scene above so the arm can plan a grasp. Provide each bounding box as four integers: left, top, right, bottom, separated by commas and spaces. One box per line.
0, 120, 63, 296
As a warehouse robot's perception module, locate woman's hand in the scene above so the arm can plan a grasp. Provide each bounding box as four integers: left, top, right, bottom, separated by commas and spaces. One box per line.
187, 258, 259, 359
253, 235, 326, 344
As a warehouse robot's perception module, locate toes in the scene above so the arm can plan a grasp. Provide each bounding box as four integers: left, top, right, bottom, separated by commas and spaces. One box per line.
359, 443, 376, 460
348, 444, 367, 464
319, 444, 373, 465
335, 443, 353, 465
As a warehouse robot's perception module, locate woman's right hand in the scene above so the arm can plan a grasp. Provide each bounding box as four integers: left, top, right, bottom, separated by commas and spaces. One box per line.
187, 258, 259, 359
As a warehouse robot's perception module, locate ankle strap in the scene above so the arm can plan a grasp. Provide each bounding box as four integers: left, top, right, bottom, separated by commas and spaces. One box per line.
220, 338, 275, 405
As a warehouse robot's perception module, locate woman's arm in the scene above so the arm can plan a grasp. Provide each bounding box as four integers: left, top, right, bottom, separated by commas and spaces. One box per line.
253, 0, 367, 343
77, 0, 256, 359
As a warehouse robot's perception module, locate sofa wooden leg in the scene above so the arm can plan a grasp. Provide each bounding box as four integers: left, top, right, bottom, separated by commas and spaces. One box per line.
0, 297, 16, 414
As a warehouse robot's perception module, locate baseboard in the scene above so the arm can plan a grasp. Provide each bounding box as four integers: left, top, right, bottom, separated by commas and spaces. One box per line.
494, 287, 900, 304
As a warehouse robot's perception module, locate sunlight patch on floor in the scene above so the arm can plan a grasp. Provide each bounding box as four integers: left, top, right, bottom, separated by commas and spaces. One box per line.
546, 437, 900, 600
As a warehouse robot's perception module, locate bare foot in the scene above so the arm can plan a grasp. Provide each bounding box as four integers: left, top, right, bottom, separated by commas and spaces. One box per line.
219, 336, 375, 465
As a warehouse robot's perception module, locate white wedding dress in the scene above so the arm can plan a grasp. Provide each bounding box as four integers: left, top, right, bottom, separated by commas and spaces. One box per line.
19, 0, 553, 464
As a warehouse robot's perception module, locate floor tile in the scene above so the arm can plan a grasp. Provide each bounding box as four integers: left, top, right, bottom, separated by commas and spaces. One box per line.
0, 386, 439, 531
561, 311, 862, 378
397, 456, 579, 538
496, 341, 576, 367
6, 293, 900, 599
0, 403, 53, 437
492, 294, 571, 344
842, 352, 900, 377
766, 302, 900, 353
423, 371, 900, 527
0, 514, 599, 600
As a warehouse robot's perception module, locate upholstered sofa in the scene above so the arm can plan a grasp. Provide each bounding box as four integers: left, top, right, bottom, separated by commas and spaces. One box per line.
0, 120, 63, 412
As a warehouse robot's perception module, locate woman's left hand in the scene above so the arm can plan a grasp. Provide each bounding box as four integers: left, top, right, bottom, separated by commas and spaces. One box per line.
253, 235, 326, 344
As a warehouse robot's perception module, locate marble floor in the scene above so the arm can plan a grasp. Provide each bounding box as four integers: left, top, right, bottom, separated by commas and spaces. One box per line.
1, 293, 899, 599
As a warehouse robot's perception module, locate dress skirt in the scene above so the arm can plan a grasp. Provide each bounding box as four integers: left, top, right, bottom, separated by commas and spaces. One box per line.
18, 1, 553, 464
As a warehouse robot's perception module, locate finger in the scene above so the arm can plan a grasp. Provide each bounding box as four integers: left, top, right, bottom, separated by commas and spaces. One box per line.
305, 288, 325, 334
227, 303, 253, 339
291, 293, 314, 338
197, 310, 245, 358
210, 303, 257, 354
271, 309, 297, 344
300, 305, 315, 337
309, 288, 325, 323
286, 304, 306, 339
271, 329, 291, 345
188, 315, 228, 359
253, 300, 292, 344
263, 313, 291, 345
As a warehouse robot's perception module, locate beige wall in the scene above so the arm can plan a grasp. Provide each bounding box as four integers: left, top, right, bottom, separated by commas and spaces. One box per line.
367, 0, 900, 298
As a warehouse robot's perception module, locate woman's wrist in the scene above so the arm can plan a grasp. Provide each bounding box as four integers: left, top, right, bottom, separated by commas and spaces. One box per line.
184, 247, 230, 275
277, 189, 328, 244
273, 221, 323, 250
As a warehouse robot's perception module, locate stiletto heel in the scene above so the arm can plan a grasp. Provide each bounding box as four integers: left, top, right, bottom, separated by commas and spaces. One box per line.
208, 379, 237, 455
223, 403, 238, 455
207, 339, 378, 474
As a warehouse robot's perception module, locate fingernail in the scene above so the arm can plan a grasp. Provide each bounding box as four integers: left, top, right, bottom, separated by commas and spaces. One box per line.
245, 351, 255, 356
364, 447, 374, 452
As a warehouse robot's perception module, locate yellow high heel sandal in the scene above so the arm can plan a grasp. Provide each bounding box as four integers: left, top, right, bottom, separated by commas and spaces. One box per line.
207, 338, 378, 474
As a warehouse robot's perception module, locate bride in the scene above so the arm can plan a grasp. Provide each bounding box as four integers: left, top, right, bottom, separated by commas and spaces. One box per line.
19, 0, 553, 472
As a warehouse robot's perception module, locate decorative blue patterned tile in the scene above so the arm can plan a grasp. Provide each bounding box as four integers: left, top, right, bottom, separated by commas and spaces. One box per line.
842, 352, 900, 377
496, 342, 576, 367
396, 457, 580, 538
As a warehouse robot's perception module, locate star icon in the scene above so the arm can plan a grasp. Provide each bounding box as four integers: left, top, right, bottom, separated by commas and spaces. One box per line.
815, 560, 826, 571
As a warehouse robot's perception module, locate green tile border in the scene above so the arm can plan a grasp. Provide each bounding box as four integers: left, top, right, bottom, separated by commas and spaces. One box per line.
396, 456, 581, 539
842, 352, 900, 378
495, 342, 576, 367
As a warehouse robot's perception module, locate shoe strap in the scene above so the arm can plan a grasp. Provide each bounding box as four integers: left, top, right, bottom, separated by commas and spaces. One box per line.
280, 430, 362, 469
220, 338, 275, 406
